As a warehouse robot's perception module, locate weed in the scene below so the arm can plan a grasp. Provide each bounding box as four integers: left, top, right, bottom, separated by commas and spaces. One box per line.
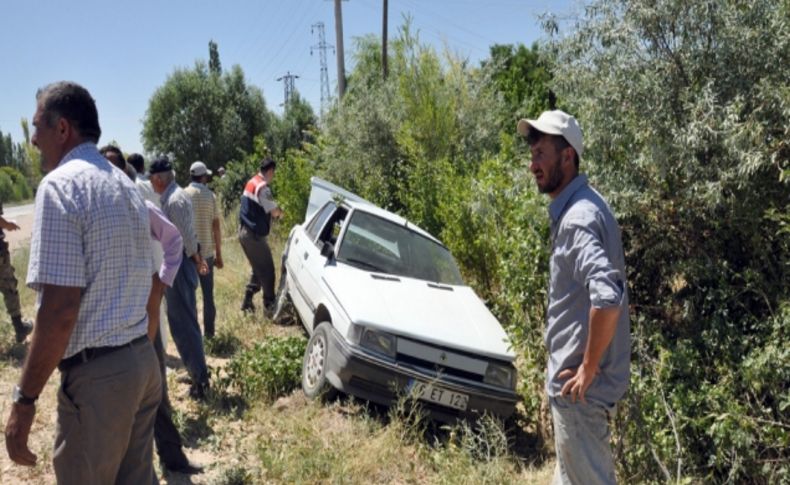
205, 329, 242, 357
218, 335, 306, 402
216, 465, 255, 485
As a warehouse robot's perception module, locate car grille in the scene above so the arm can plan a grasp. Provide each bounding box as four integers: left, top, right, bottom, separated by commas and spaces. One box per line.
396, 353, 484, 383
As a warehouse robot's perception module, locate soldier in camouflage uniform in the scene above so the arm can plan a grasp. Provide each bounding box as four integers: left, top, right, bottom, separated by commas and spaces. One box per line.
0, 202, 33, 343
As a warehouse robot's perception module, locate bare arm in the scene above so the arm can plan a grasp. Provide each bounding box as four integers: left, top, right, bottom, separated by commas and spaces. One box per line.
146, 273, 167, 341
560, 306, 620, 402
212, 217, 223, 269
0, 216, 20, 232
5, 284, 81, 465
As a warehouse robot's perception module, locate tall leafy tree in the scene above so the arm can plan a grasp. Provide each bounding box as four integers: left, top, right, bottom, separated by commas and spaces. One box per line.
270, 92, 317, 158
209, 40, 222, 75
483, 43, 555, 119
142, 42, 274, 179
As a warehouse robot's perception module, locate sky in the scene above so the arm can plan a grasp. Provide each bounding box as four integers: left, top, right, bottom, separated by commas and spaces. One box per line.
0, 0, 578, 156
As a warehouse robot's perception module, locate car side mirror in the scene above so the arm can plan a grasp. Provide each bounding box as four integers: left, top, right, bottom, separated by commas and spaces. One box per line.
320, 241, 335, 259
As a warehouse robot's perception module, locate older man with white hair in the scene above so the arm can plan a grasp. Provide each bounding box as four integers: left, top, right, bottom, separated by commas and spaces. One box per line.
149, 157, 210, 400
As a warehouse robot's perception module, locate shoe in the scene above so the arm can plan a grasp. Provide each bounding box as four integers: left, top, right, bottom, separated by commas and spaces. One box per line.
176, 374, 193, 385
188, 381, 209, 401
240, 288, 256, 313
263, 302, 276, 320
165, 460, 204, 475
12, 317, 33, 343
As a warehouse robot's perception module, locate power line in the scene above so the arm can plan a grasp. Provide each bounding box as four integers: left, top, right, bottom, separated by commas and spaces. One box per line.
311, 21, 335, 114
277, 71, 300, 106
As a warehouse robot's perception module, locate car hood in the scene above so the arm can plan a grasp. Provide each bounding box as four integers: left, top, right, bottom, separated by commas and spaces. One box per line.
323, 265, 515, 361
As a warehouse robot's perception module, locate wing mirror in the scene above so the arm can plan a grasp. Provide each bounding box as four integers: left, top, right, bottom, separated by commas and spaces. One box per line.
320, 241, 335, 259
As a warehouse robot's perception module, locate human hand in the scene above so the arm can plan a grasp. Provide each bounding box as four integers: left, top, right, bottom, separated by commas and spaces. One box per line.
559, 363, 600, 404
214, 255, 224, 269
197, 260, 209, 276
0, 218, 20, 232
5, 403, 38, 466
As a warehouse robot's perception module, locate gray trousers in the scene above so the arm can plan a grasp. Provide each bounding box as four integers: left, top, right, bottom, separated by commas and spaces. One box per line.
551, 396, 617, 485
54, 337, 161, 485
238, 225, 276, 306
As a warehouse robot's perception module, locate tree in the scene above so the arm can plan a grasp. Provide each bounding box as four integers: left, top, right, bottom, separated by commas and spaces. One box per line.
209, 40, 221, 75
270, 92, 317, 158
142, 43, 274, 179
483, 43, 555, 119
545, 0, 790, 481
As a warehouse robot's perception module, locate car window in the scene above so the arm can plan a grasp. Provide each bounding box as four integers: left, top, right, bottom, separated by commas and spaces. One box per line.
317, 207, 348, 246
336, 210, 464, 285
305, 202, 336, 242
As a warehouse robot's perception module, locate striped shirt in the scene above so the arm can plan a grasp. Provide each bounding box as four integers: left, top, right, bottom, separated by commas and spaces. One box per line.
184, 182, 220, 258
27, 142, 152, 358
159, 181, 199, 257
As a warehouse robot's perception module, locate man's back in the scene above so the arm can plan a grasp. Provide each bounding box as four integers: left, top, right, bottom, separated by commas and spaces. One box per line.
184, 182, 218, 258
28, 143, 152, 358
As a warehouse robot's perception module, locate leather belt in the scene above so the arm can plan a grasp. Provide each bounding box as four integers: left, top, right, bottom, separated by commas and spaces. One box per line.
58, 335, 149, 372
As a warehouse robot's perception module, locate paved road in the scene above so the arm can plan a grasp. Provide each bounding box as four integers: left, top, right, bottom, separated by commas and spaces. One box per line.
2, 202, 35, 251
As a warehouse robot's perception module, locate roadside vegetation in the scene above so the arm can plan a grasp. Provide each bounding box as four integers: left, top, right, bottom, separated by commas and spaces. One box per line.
0, 0, 787, 482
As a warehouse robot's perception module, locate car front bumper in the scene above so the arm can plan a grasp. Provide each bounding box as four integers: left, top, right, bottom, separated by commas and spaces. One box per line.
322, 325, 519, 422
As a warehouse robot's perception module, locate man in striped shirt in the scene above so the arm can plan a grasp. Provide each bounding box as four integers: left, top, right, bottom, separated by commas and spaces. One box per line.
184, 161, 223, 338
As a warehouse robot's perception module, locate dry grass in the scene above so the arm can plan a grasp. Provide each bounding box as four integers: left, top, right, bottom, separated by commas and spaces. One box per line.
0, 217, 554, 484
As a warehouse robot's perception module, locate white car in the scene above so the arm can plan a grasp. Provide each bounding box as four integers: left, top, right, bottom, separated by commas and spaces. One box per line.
275, 177, 518, 421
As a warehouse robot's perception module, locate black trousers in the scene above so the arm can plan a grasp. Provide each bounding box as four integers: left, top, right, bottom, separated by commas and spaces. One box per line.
153, 328, 189, 468
238, 225, 276, 306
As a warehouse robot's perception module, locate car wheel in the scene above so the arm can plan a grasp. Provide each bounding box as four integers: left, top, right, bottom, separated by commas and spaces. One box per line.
301, 322, 338, 400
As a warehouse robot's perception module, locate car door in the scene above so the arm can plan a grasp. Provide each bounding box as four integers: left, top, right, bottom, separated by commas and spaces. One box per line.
288, 202, 336, 325
299, 206, 348, 331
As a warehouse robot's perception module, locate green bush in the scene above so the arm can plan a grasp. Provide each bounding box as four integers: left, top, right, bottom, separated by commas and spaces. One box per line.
220, 336, 307, 402
0, 166, 32, 202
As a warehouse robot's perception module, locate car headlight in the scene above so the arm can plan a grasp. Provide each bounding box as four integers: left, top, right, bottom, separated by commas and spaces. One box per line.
484, 362, 515, 389
359, 327, 397, 359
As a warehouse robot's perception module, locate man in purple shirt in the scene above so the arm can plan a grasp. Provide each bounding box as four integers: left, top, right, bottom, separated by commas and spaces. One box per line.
117, 156, 204, 475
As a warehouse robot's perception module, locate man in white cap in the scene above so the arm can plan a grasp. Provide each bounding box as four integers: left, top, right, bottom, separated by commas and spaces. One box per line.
517, 110, 630, 485
184, 161, 223, 339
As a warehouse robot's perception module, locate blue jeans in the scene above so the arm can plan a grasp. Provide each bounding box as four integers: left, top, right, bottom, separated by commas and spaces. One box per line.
165, 258, 208, 386
550, 396, 617, 485
198, 256, 216, 338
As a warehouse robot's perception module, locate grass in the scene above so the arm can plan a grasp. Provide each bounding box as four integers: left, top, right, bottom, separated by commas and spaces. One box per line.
0, 214, 555, 484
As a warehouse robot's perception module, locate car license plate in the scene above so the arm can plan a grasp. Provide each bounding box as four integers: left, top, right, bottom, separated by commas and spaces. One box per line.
409, 380, 468, 411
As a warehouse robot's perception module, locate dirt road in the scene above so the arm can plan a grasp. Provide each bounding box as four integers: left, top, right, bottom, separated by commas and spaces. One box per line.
2, 203, 34, 251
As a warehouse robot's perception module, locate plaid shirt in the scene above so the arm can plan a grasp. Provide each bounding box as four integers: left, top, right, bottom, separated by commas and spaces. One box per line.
27, 142, 152, 358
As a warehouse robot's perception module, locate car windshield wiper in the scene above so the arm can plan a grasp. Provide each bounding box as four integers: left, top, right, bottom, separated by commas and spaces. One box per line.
342, 257, 387, 273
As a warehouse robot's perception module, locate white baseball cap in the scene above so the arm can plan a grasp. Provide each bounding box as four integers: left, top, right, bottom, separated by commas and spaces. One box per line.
517, 110, 584, 159
189, 161, 212, 177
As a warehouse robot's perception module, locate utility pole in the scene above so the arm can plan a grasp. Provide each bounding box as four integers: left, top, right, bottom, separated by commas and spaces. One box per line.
311, 22, 334, 114
277, 71, 299, 107
382, 0, 388, 79
334, 0, 347, 98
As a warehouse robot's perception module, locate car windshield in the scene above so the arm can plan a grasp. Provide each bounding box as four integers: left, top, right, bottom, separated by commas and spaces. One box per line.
336, 210, 464, 285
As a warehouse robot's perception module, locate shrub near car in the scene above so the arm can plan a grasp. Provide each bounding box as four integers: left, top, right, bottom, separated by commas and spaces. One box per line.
277, 177, 518, 421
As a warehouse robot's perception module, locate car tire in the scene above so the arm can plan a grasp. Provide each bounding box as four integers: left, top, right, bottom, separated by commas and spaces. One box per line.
301, 322, 338, 401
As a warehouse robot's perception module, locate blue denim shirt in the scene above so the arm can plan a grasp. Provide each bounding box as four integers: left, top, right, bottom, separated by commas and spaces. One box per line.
545, 175, 631, 405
